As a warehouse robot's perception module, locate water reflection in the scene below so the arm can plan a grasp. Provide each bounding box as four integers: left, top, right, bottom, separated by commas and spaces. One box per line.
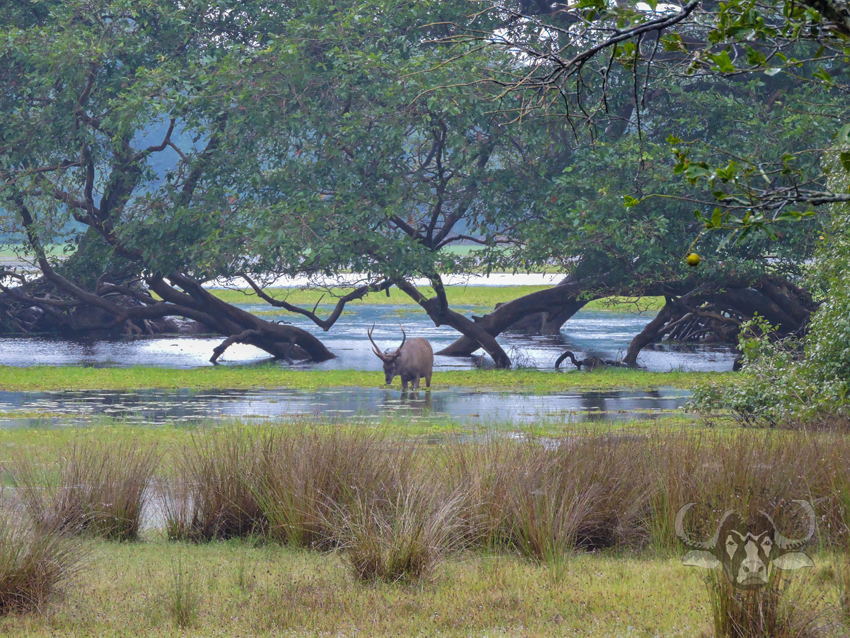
0, 386, 690, 428
0, 306, 736, 372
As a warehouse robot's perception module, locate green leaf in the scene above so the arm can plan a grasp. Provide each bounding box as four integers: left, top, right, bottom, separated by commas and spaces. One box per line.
623, 195, 641, 208
662, 34, 684, 52
717, 230, 738, 251
711, 208, 722, 227
774, 211, 803, 222
814, 68, 832, 84
709, 50, 735, 73
745, 47, 766, 66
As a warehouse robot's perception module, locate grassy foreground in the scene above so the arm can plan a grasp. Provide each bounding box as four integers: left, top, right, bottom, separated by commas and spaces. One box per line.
0, 540, 734, 637
3, 425, 847, 635
0, 365, 724, 392
209, 285, 666, 313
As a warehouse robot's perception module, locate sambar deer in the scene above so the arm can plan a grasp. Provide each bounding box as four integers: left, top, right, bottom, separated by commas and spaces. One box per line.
368, 323, 433, 391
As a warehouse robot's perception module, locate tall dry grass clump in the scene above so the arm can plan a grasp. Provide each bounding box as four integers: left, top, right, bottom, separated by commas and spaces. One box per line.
253, 428, 417, 549
163, 429, 263, 541
706, 571, 821, 638
332, 482, 468, 583
13, 439, 159, 541
0, 499, 84, 615
651, 431, 844, 550
440, 436, 651, 561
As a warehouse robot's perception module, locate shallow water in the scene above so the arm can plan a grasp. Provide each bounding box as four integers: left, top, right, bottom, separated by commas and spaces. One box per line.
0, 386, 690, 427
0, 306, 735, 372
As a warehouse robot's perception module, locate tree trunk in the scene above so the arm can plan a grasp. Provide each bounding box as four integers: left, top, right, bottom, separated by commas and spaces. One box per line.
395, 278, 512, 368
623, 300, 677, 366
437, 274, 598, 357
148, 274, 335, 362
502, 281, 590, 335
619, 276, 819, 366
1, 259, 337, 362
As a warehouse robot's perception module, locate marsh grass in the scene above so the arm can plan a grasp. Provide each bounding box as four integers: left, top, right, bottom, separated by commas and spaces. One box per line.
0, 500, 84, 615
254, 426, 396, 548
168, 553, 200, 628
13, 439, 159, 541
441, 436, 651, 561
254, 428, 417, 549
706, 571, 823, 638
163, 429, 264, 541
332, 483, 469, 583
159, 427, 850, 557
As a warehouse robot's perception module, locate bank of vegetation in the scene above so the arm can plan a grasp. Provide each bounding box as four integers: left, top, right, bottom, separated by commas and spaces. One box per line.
209, 287, 666, 314
1, 425, 849, 634
0, 0, 834, 372
0, 366, 722, 393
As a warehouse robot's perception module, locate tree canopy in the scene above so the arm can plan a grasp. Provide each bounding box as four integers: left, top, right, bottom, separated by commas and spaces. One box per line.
0, 0, 844, 369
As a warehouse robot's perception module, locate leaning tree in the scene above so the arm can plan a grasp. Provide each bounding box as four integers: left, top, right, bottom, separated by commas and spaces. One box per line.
434, 0, 847, 364
214, 0, 551, 368
438, 72, 831, 364
0, 0, 414, 361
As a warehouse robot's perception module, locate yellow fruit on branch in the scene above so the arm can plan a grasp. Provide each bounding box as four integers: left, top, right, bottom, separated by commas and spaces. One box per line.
686, 253, 701, 267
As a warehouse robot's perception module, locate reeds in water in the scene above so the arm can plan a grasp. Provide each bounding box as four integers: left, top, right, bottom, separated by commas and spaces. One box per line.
13, 439, 159, 541
163, 429, 263, 541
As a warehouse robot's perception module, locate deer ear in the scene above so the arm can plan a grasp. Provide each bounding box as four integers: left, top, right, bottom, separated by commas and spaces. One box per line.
772, 553, 814, 570
682, 550, 721, 569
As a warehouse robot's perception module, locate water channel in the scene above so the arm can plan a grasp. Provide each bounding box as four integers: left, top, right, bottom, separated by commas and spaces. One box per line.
0, 306, 736, 372
0, 386, 691, 428
0, 296, 729, 425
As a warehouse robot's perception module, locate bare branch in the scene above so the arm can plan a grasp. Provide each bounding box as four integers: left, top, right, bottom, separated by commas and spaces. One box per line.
241, 274, 393, 331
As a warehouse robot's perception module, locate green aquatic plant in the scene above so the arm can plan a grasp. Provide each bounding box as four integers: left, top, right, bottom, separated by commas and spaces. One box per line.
0, 365, 725, 393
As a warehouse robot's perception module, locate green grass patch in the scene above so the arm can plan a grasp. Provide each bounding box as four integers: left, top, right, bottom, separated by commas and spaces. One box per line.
210, 285, 549, 308
0, 365, 727, 392
209, 285, 664, 313
584, 296, 665, 312
0, 538, 719, 636
1, 537, 839, 636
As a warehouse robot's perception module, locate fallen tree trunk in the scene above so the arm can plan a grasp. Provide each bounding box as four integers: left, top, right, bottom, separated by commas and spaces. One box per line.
436, 274, 603, 357
2, 197, 370, 362
148, 273, 336, 362
621, 275, 817, 367
500, 276, 592, 335
396, 277, 513, 368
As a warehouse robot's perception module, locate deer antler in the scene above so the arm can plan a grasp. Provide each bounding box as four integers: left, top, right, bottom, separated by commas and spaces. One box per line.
367, 322, 388, 361
396, 323, 406, 352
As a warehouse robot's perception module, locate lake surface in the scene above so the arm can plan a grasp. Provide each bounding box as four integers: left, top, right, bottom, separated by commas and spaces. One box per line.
0, 386, 690, 427
0, 306, 736, 372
